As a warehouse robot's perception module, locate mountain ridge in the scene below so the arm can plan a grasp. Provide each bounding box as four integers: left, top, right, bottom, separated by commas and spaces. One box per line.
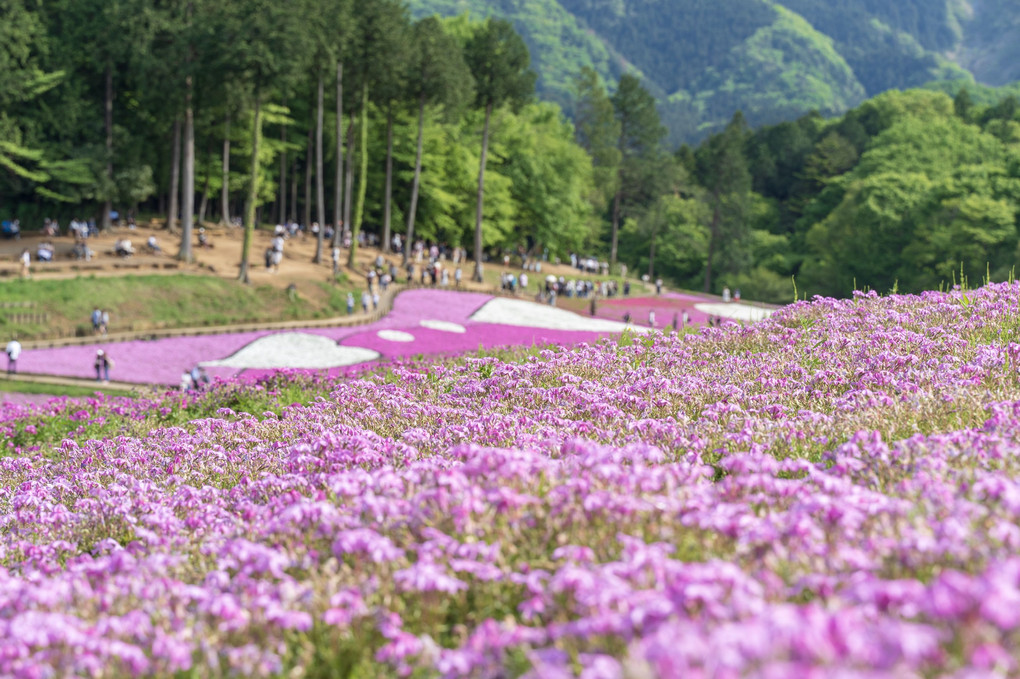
408, 0, 1020, 143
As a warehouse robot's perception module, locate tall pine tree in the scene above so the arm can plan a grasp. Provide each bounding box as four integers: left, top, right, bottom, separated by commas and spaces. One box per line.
696, 111, 752, 293
609, 74, 665, 267
403, 16, 473, 265
464, 18, 535, 282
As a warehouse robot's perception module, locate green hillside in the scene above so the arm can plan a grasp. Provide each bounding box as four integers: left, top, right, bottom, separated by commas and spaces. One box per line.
405, 0, 624, 113
411, 0, 1020, 142
676, 5, 867, 140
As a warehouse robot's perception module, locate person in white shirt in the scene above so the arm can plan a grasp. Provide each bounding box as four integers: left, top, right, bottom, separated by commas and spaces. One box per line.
270, 235, 284, 272
36, 242, 53, 262
5, 338, 21, 374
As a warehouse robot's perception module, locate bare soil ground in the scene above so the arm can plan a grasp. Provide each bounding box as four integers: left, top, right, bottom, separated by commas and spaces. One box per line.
1, 222, 396, 309
0, 221, 651, 303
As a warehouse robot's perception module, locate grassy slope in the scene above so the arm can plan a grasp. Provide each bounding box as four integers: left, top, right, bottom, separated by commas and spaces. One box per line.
0, 275, 356, 340
0, 378, 137, 398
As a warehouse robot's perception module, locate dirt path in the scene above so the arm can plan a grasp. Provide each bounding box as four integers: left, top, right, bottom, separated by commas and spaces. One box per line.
1, 223, 595, 299
1, 222, 665, 307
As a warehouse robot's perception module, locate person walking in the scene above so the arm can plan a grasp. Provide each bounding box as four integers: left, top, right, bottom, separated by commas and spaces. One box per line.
94, 349, 113, 382
270, 234, 284, 273
19, 249, 30, 279
5, 338, 21, 374
346, 292, 355, 316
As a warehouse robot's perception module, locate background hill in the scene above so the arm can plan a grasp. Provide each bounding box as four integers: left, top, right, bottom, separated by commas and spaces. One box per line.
409, 0, 1020, 143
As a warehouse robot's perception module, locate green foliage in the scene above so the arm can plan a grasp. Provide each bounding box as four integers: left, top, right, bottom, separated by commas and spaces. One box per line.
573, 67, 620, 206
619, 193, 711, 287
495, 103, 598, 256
696, 112, 753, 291
465, 17, 537, 111
407, 0, 616, 113
608, 73, 670, 264
683, 4, 866, 137
407, 16, 474, 116
414, 0, 1020, 143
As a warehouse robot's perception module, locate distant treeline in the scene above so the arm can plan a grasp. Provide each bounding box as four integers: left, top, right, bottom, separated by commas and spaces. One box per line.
591, 77, 1020, 301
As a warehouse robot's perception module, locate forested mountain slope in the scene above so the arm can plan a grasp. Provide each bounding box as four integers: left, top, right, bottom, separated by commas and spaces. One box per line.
409, 0, 1020, 143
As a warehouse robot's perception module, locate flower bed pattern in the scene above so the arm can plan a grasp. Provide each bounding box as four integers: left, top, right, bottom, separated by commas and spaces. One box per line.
3, 285, 1020, 676
15, 290, 630, 386
594, 294, 773, 326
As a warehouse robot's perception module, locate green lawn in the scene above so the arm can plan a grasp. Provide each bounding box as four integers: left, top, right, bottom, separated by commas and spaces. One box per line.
0, 378, 138, 399
0, 274, 357, 340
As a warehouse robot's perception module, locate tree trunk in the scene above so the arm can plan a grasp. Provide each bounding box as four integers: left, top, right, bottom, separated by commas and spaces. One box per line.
220, 112, 231, 225
348, 82, 369, 268
314, 71, 326, 263
303, 128, 312, 231
404, 91, 426, 266
333, 61, 343, 248
343, 120, 354, 246
239, 96, 262, 283
382, 106, 394, 254
278, 110, 287, 225
610, 180, 622, 267
102, 65, 113, 231
197, 169, 210, 224
167, 118, 181, 233
290, 158, 298, 223
179, 76, 195, 262
473, 101, 492, 282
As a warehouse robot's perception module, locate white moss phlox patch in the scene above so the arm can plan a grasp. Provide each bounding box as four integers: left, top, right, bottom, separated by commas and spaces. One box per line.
202, 333, 380, 369
377, 330, 416, 342
419, 320, 467, 334
694, 303, 773, 322
470, 298, 648, 333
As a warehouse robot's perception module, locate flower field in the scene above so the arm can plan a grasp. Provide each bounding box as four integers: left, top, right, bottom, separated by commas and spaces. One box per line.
3, 283, 1020, 676
591, 293, 773, 326
14, 290, 637, 386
